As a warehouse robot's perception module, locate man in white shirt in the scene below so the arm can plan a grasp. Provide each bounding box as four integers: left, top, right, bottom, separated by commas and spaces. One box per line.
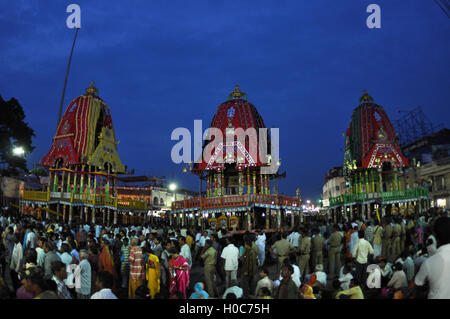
179, 236, 192, 269
415, 217, 450, 299
348, 225, 359, 257
339, 265, 354, 290
10, 235, 23, 290
396, 251, 415, 283
255, 267, 274, 296
193, 229, 202, 250
256, 230, 266, 267
75, 250, 91, 299
352, 230, 373, 285
0, 215, 5, 229
220, 237, 239, 288
59, 243, 74, 285
222, 280, 243, 299
26, 229, 36, 249
91, 270, 118, 299
199, 231, 209, 248
314, 264, 327, 287
366, 264, 381, 289
288, 229, 300, 249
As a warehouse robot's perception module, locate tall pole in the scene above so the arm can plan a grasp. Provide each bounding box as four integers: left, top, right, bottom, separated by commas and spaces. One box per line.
57, 27, 80, 129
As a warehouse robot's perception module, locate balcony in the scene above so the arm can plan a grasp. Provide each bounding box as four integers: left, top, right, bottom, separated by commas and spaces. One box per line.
328, 187, 430, 206
171, 194, 301, 211
22, 190, 146, 211
23, 190, 49, 202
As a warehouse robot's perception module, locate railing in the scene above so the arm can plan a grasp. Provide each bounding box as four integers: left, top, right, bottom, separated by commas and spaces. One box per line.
117, 199, 147, 210
201, 195, 250, 209
72, 193, 95, 204
171, 194, 302, 210
23, 190, 49, 202
329, 187, 430, 206
22, 190, 146, 210
172, 198, 201, 210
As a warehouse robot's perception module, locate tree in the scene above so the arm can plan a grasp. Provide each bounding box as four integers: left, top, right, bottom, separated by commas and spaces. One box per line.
0, 95, 35, 176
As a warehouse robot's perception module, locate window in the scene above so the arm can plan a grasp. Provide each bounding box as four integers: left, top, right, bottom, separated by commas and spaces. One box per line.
436, 175, 446, 191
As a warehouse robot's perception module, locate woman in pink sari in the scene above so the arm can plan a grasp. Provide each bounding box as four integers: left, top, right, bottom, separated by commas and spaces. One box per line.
168, 247, 190, 299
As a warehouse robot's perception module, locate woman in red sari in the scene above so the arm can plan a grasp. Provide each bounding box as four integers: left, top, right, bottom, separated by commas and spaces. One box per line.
168, 247, 190, 299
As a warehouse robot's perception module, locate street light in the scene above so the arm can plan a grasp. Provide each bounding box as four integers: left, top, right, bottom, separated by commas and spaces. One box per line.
12, 146, 25, 156
169, 183, 177, 208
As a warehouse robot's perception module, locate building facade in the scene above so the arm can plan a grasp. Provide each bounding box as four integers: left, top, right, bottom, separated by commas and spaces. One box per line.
327, 91, 430, 222
402, 129, 450, 210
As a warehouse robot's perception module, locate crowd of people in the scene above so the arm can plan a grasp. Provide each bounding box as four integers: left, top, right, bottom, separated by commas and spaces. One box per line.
0, 207, 449, 300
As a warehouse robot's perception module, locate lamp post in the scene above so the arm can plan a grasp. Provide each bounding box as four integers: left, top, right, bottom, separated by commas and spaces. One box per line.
169, 182, 177, 224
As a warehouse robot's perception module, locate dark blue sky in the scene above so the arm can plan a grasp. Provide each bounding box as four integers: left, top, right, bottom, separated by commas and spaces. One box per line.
1, 1, 449, 201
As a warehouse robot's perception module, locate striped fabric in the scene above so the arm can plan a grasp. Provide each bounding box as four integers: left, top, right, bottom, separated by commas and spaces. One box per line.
129, 246, 145, 280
